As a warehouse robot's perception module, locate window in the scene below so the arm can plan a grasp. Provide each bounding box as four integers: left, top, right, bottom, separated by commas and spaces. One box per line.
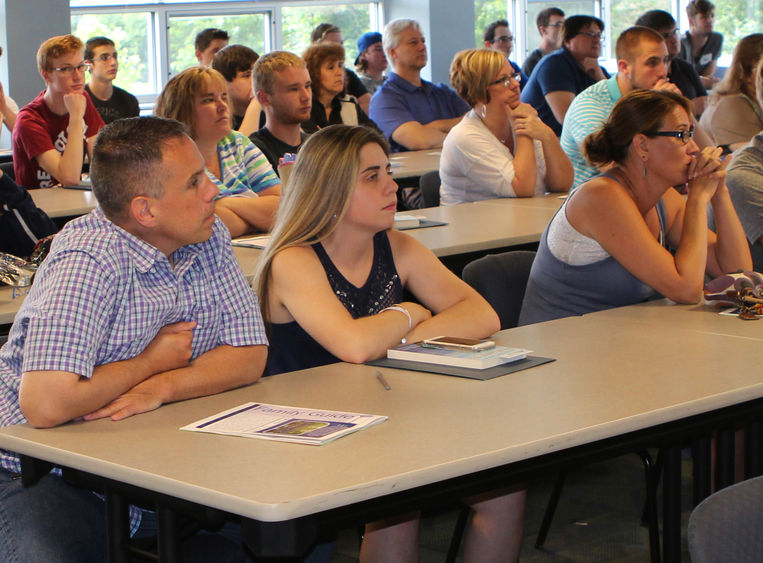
167, 13, 269, 76
71, 1, 379, 102
281, 3, 376, 69
608, 0, 671, 59
71, 11, 155, 95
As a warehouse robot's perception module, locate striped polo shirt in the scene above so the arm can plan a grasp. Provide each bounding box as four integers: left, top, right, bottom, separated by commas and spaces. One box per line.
560, 75, 622, 189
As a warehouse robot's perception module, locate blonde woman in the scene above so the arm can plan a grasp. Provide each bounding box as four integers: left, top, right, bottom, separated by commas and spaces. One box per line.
255, 124, 524, 562
700, 34, 763, 152
440, 49, 572, 205
155, 67, 281, 236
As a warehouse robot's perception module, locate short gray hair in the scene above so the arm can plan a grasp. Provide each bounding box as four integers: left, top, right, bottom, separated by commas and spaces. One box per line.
383, 19, 423, 63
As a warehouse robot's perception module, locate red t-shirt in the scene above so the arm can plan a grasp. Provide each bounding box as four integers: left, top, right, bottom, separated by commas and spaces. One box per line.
12, 91, 104, 189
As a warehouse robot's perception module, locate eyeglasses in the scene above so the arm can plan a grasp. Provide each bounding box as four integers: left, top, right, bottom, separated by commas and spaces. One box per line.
489, 72, 522, 88
51, 62, 90, 75
92, 52, 118, 63
647, 127, 695, 144
547, 21, 565, 28
577, 31, 603, 40
491, 35, 514, 43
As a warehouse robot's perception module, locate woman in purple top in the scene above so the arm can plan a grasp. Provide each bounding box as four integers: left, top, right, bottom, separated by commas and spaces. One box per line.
520, 89, 751, 325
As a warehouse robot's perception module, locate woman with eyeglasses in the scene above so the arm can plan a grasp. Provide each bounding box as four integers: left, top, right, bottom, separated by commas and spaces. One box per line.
520, 15, 609, 136
699, 34, 763, 153
519, 89, 751, 325
155, 67, 281, 237
439, 49, 572, 205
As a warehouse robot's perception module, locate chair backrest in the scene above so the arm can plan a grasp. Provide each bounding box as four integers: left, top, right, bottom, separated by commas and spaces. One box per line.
688, 475, 763, 563
462, 250, 536, 330
0, 161, 14, 181
418, 170, 440, 208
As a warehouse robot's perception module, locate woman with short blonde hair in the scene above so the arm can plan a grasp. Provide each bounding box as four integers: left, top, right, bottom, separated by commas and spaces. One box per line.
440, 48, 572, 205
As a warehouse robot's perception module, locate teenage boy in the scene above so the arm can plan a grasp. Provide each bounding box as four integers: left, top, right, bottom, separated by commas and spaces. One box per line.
195, 28, 229, 67
249, 51, 312, 173
84, 36, 140, 124
522, 7, 565, 76
212, 44, 262, 135
12, 34, 104, 188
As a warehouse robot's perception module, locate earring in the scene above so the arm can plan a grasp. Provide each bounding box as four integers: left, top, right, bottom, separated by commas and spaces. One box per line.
642, 155, 647, 178
480, 104, 487, 119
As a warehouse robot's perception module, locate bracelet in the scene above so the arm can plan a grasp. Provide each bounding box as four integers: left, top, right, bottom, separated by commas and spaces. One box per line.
382, 305, 412, 331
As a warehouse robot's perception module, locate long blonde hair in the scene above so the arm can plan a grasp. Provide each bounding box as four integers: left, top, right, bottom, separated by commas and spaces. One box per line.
254, 125, 389, 323
709, 34, 763, 103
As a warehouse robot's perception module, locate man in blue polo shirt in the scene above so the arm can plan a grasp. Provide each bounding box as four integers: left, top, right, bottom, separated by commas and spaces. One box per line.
561, 26, 699, 188
520, 15, 609, 136
369, 18, 469, 152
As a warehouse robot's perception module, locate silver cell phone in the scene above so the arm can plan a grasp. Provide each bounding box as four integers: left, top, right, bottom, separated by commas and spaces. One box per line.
421, 336, 496, 352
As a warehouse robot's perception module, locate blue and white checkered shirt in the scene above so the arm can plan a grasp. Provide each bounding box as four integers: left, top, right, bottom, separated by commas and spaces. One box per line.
0, 207, 266, 487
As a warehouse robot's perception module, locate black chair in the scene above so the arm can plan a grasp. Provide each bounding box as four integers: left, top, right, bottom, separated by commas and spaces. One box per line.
0, 160, 14, 181
418, 170, 440, 208
689, 475, 763, 563
444, 251, 535, 562
455, 250, 660, 563
461, 250, 536, 329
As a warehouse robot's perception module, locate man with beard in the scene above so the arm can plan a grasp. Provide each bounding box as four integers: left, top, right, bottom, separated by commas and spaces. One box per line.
249, 51, 312, 174
561, 26, 702, 187
636, 10, 708, 116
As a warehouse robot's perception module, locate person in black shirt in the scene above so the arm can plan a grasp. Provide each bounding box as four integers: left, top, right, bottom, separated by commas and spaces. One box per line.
249, 51, 312, 173
310, 22, 371, 114
301, 43, 380, 135
84, 37, 139, 124
636, 10, 708, 116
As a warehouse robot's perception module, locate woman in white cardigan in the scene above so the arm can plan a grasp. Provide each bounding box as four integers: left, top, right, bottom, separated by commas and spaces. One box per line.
440, 48, 572, 205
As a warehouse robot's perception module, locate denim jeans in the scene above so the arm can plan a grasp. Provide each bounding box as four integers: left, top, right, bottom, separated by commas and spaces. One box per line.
0, 468, 107, 563
1, 467, 334, 563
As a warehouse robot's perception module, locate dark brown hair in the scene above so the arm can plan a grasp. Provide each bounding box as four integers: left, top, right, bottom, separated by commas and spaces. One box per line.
584, 90, 692, 167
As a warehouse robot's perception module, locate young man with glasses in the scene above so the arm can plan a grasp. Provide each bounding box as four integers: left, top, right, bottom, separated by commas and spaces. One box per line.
84, 36, 140, 125
522, 7, 565, 77
636, 10, 708, 116
12, 34, 104, 189
483, 19, 528, 90
520, 15, 609, 136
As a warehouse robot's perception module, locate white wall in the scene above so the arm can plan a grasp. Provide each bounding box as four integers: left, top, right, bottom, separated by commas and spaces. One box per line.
384, 0, 473, 84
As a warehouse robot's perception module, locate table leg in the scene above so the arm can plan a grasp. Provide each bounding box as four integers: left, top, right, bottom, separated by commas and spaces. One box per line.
662, 446, 681, 563
157, 506, 182, 562
692, 438, 711, 505
745, 420, 762, 478
105, 488, 131, 563
715, 428, 734, 490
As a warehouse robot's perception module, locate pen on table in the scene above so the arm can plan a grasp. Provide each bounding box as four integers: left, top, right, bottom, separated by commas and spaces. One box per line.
375, 370, 391, 391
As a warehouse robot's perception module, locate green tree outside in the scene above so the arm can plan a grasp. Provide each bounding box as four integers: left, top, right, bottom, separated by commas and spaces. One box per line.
281, 3, 372, 69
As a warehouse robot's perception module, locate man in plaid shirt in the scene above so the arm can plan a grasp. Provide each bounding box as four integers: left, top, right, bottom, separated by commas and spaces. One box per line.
0, 116, 268, 561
